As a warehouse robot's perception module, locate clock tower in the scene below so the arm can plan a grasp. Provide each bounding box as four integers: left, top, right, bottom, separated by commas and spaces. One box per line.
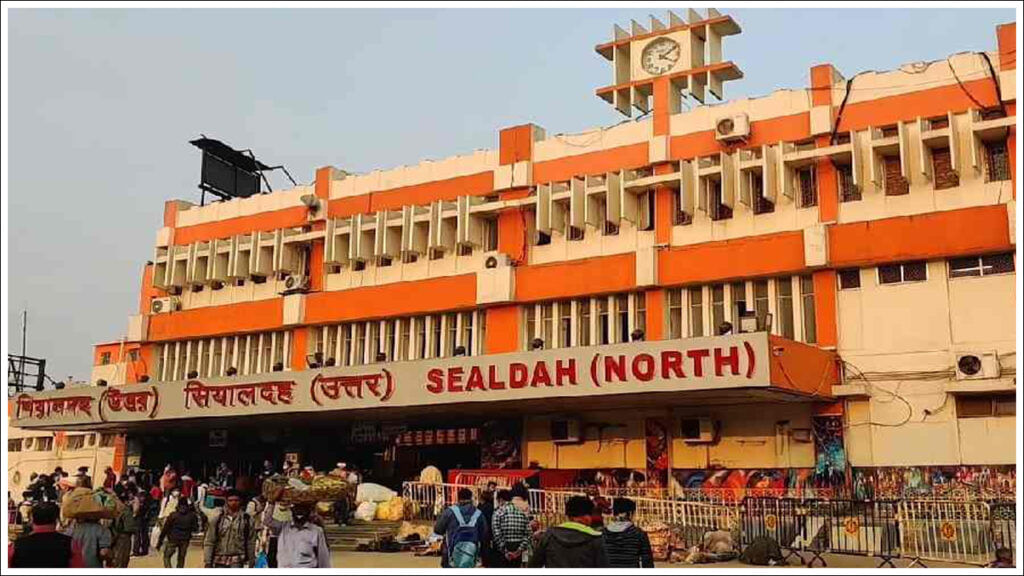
595, 8, 743, 122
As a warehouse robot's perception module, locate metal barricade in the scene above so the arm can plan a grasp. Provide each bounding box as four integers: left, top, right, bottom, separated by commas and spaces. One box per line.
989, 500, 1016, 563
528, 489, 585, 528
898, 500, 995, 566
402, 482, 485, 521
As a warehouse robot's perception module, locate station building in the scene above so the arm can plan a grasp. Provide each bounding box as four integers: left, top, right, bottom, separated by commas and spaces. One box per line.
11, 11, 1018, 499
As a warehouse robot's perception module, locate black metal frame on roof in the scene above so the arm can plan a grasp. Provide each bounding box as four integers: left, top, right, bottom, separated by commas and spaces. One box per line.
189, 136, 298, 205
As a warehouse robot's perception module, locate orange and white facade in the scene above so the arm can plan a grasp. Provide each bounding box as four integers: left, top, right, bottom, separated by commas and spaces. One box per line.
12, 11, 1018, 497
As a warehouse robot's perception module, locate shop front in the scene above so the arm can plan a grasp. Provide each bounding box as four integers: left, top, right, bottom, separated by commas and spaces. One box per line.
12, 332, 839, 493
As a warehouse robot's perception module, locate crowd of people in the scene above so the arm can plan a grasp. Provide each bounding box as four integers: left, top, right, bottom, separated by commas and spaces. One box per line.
431, 481, 654, 569
8, 460, 343, 569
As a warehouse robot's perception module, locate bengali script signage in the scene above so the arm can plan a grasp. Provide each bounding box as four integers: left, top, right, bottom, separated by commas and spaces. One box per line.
11, 332, 770, 429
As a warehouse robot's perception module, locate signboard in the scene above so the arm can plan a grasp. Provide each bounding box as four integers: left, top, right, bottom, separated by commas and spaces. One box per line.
12, 333, 771, 429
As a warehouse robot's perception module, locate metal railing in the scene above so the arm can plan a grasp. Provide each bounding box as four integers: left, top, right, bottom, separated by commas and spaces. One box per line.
898, 500, 998, 567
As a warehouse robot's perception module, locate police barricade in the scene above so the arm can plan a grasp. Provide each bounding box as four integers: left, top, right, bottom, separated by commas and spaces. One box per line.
740, 498, 900, 567
528, 489, 585, 528
402, 481, 488, 521
898, 500, 995, 566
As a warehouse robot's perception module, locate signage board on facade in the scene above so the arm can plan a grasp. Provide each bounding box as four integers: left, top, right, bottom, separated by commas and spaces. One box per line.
12, 333, 771, 429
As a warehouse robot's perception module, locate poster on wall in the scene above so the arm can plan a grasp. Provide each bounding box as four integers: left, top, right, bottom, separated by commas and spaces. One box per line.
480, 420, 522, 469
851, 465, 1016, 500
644, 418, 669, 488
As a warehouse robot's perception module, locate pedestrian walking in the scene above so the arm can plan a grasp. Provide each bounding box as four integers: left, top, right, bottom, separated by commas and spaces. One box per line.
8, 502, 85, 568
602, 498, 654, 568
158, 498, 200, 568
132, 492, 153, 556
203, 489, 255, 568
528, 496, 609, 568
492, 489, 532, 568
71, 517, 112, 568
262, 498, 332, 568
108, 498, 138, 567
433, 487, 488, 568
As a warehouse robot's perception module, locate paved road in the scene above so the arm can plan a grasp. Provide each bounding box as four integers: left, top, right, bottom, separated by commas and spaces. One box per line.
129, 545, 976, 569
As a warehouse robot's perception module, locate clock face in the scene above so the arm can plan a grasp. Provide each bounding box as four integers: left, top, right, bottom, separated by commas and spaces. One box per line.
641, 37, 681, 76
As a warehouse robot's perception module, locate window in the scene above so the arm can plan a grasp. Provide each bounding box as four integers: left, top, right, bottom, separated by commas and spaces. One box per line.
525, 306, 537, 350
984, 141, 1010, 182
710, 285, 726, 335
99, 433, 117, 448
949, 253, 1015, 278
100, 352, 111, 365
708, 180, 732, 221
752, 175, 775, 214
603, 220, 619, 236
397, 319, 410, 361
35, 436, 54, 452
730, 281, 746, 329
535, 231, 552, 246
460, 312, 474, 355
415, 318, 426, 360
484, 219, 499, 252
753, 280, 769, 329
598, 298, 611, 345
634, 292, 647, 338
8, 439, 22, 452
673, 192, 693, 225
65, 435, 86, 451
800, 275, 817, 344
880, 125, 898, 138
445, 313, 457, 357
931, 147, 959, 190
541, 304, 554, 348
247, 336, 260, 374
688, 287, 704, 337
838, 164, 860, 202
578, 299, 591, 346
325, 327, 338, 366
838, 268, 861, 290
211, 339, 224, 376
884, 156, 909, 196
668, 289, 683, 339
776, 277, 795, 339
476, 312, 487, 354
797, 166, 817, 207
638, 191, 655, 231
559, 303, 572, 348
878, 261, 927, 285
342, 326, 354, 366
957, 394, 1015, 418
353, 323, 365, 364
261, 335, 273, 373
568, 226, 585, 241
616, 294, 629, 343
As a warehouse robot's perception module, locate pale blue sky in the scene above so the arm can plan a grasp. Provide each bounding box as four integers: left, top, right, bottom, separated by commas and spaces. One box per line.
7, 7, 1014, 381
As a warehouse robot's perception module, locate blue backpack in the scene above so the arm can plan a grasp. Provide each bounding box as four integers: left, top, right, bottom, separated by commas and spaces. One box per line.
447, 505, 482, 568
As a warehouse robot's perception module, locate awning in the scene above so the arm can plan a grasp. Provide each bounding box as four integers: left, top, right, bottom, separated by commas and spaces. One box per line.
11, 332, 836, 432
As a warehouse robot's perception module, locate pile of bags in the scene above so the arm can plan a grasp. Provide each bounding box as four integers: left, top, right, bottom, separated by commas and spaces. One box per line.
352, 482, 411, 522
62, 488, 124, 521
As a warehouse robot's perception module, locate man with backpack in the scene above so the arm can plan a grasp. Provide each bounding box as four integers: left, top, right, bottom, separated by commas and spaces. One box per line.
204, 489, 255, 568
432, 488, 488, 568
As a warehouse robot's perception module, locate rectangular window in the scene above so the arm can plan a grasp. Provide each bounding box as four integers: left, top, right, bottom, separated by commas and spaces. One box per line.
638, 191, 655, 231
688, 287, 704, 337
884, 156, 909, 196
578, 299, 591, 346
65, 435, 86, 451
931, 146, 959, 190
800, 275, 817, 344
261, 335, 273, 373
210, 339, 223, 376
559, 302, 572, 348
442, 313, 455, 357
708, 180, 732, 221
541, 304, 554, 348
797, 166, 817, 207
247, 337, 260, 374
35, 436, 54, 452
395, 319, 409, 361
598, 298, 611, 345
957, 394, 1016, 418
341, 325, 353, 366
710, 284, 726, 335
616, 294, 629, 343
634, 292, 647, 339
776, 277, 795, 339
484, 219, 499, 252
429, 316, 441, 358
325, 326, 339, 366
353, 323, 365, 365
878, 261, 928, 285
477, 312, 486, 355
415, 318, 426, 360
753, 280, 769, 330
673, 191, 693, 225
752, 174, 775, 214
838, 268, 861, 290
668, 289, 683, 339
949, 252, 1016, 278
837, 164, 860, 202
100, 352, 111, 365
730, 281, 746, 330
525, 306, 537, 350
460, 312, 474, 355
984, 141, 1010, 182
8, 439, 22, 452
99, 433, 117, 448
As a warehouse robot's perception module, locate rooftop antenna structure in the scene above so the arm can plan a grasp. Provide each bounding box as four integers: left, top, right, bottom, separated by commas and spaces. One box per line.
8, 310, 58, 396
594, 8, 743, 117
189, 136, 298, 206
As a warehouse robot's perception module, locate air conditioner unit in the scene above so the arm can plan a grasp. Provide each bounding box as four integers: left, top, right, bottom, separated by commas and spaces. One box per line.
551, 419, 582, 444
954, 351, 1000, 380
681, 417, 718, 443
715, 113, 750, 143
150, 296, 180, 315
281, 274, 310, 294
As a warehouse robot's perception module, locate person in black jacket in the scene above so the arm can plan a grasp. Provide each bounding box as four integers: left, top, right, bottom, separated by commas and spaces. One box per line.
9, 502, 85, 568
157, 498, 200, 567
602, 498, 654, 568
528, 496, 609, 568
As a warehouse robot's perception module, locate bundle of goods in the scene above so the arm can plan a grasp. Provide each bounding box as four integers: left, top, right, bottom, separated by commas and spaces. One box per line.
374, 496, 407, 521
261, 473, 351, 504
396, 520, 434, 542
62, 488, 124, 521
354, 501, 378, 522
643, 521, 672, 562
355, 482, 397, 504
